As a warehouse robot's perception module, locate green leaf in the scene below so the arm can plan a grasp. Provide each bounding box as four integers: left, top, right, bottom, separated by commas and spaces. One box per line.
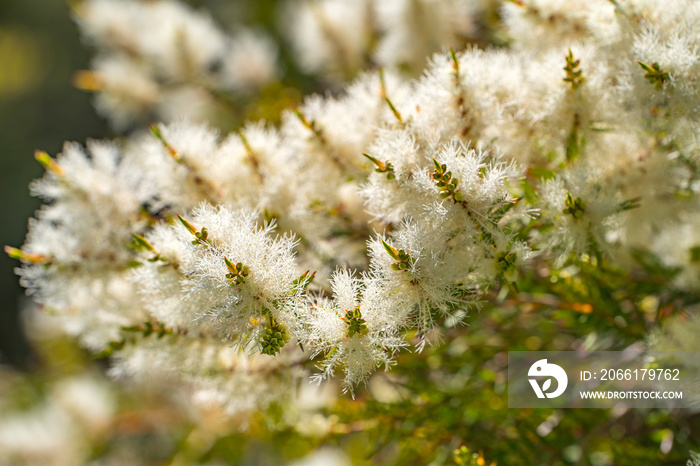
382, 240, 401, 260
176, 214, 197, 235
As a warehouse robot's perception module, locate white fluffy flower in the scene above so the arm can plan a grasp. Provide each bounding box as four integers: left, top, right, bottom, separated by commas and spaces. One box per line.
286, 0, 477, 80
302, 269, 406, 392
75, 0, 279, 128
133, 203, 300, 347
285, 0, 373, 79
14, 0, 700, 404
17, 140, 154, 349
222, 29, 279, 92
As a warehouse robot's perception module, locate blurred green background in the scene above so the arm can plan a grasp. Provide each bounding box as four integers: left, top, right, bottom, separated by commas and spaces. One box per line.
0, 0, 110, 368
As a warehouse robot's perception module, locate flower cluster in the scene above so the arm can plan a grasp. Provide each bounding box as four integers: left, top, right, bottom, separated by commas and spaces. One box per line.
10, 0, 700, 419
73, 0, 278, 129
285, 0, 479, 81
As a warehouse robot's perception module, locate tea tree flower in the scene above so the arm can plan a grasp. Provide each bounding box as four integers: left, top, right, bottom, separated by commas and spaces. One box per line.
10, 0, 700, 422
74, 0, 279, 128
132, 204, 299, 349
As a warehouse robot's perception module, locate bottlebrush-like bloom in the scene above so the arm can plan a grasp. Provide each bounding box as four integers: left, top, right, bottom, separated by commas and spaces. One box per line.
132, 204, 300, 347
10, 0, 700, 425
